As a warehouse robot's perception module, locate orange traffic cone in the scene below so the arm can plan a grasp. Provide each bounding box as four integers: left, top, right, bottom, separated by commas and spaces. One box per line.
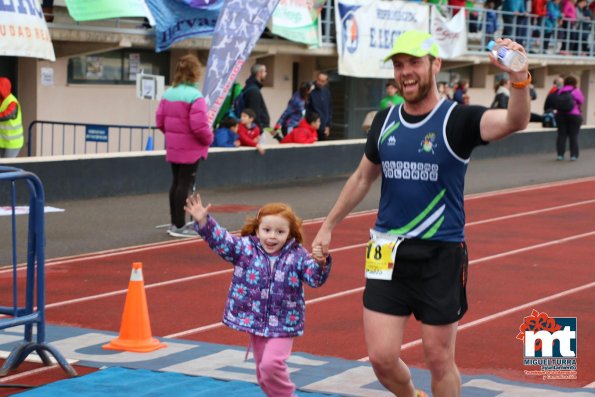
103, 262, 166, 353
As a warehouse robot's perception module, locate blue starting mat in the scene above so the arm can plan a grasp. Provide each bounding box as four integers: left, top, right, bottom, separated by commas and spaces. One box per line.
16, 366, 342, 397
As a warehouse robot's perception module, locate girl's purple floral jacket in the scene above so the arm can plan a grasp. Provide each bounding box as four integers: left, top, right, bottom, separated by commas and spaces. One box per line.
196, 216, 332, 338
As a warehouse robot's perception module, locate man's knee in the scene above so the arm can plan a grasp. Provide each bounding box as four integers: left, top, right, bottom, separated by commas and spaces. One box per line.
424, 349, 455, 380
368, 350, 400, 376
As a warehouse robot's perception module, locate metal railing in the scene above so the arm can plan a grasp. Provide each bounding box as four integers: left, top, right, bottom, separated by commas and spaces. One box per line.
0, 166, 76, 377
448, 5, 595, 57
27, 121, 163, 157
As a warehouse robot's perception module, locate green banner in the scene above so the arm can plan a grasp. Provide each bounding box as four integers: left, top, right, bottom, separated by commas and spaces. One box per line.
271, 0, 325, 47
64, 0, 154, 22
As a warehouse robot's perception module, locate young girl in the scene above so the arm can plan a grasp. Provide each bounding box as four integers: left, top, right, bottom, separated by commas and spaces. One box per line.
185, 195, 331, 397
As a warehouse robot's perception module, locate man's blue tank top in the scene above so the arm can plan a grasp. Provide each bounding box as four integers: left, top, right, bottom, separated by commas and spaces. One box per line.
375, 99, 468, 242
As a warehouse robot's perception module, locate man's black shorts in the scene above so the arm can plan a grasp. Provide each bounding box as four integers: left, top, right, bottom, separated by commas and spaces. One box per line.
363, 240, 468, 325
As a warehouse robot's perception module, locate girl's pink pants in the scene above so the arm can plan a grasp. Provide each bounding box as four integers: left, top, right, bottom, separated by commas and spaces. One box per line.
250, 335, 296, 397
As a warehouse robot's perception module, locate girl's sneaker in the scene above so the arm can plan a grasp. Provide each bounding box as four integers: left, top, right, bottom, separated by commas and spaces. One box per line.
416, 390, 429, 397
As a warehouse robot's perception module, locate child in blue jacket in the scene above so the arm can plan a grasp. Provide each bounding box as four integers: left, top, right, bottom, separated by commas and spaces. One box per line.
185, 195, 331, 397
212, 116, 240, 147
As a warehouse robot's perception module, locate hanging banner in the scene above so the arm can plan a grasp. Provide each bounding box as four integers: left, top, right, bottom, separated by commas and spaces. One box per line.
64, 0, 155, 24
0, 0, 55, 61
335, 0, 429, 78
203, 0, 280, 126
270, 0, 325, 47
145, 0, 222, 52
430, 6, 467, 59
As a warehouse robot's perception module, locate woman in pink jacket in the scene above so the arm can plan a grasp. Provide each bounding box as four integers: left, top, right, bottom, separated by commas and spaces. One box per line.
156, 54, 213, 238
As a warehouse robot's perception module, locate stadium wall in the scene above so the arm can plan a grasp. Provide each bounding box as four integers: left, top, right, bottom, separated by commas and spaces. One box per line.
3, 128, 595, 202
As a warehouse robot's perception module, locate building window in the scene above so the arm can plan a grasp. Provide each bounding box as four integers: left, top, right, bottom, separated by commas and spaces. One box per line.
68, 49, 170, 85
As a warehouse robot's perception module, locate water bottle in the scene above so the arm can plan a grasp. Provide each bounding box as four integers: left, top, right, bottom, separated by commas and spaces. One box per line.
487, 41, 527, 72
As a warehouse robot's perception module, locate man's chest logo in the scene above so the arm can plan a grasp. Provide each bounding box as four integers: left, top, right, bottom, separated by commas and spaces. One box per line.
419, 132, 437, 154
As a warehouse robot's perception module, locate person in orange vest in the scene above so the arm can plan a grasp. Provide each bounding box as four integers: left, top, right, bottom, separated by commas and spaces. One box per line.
0, 77, 23, 158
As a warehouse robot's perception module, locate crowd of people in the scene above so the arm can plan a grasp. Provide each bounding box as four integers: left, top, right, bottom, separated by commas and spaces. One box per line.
432, 0, 594, 55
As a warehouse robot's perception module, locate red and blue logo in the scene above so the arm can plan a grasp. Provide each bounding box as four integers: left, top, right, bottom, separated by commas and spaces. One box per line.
517, 309, 577, 358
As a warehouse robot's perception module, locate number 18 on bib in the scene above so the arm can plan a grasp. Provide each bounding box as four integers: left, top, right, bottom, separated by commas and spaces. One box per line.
365, 232, 404, 280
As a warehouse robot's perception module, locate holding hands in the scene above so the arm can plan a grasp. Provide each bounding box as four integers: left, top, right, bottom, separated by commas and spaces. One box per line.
184, 193, 211, 228
311, 244, 327, 267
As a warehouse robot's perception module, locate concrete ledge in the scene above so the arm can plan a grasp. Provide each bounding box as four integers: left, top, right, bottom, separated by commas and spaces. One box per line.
2, 128, 594, 202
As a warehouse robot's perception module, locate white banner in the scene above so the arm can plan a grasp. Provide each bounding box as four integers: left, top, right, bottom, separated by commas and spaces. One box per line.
335, 0, 429, 78
430, 7, 467, 59
0, 0, 55, 61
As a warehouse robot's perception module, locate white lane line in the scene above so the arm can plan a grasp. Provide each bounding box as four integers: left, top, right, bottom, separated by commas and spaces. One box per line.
45, 268, 233, 309
163, 230, 595, 339
465, 176, 595, 200
6, 176, 593, 272
164, 286, 367, 339
358, 281, 595, 361
0, 364, 59, 382
467, 199, 595, 226
44, 228, 595, 311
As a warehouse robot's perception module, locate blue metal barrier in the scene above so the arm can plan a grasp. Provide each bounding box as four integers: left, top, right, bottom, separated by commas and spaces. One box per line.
27, 120, 162, 156
0, 166, 76, 377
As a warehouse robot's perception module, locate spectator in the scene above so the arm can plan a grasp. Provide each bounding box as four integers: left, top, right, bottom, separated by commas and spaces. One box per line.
274, 81, 313, 138
437, 81, 451, 100
483, 0, 499, 43
490, 78, 510, 109
238, 108, 265, 155
307, 71, 332, 141
544, 0, 563, 53
0, 77, 23, 158
379, 81, 405, 110
559, 0, 578, 54
543, 77, 564, 126
530, 0, 548, 51
554, 75, 584, 161
211, 116, 240, 148
452, 79, 469, 104
576, 0, 592, 54
448, 0, 467, 14
243, 64, 270, 129
156, 54, 213, 238
502, 0, 528, 47
281, 111, 320, 144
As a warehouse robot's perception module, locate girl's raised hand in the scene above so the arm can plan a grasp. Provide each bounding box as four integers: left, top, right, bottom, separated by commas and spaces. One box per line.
184, 193, 211, 228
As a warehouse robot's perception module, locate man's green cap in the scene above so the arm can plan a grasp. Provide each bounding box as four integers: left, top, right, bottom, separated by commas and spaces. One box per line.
384, 30, 440, 62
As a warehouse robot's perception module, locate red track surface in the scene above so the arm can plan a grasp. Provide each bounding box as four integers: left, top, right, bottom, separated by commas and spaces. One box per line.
1, 177, 593, 392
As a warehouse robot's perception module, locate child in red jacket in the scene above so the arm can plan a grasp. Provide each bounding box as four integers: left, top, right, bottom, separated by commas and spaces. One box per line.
281, 111, 320, 144
238, 108, 265, 154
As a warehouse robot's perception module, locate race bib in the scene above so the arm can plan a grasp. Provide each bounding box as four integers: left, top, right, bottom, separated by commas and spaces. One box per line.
365, 230, 405, 280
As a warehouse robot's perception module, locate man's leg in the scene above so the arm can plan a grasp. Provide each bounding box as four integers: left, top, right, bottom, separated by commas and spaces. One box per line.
421, 322, 460, 397
363, 308, 416, 396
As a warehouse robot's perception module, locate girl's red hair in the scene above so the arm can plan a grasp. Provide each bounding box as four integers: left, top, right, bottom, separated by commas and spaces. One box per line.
241, 202, 303, 244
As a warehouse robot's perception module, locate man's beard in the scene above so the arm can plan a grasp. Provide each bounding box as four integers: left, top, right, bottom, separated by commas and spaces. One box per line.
400, 67, 433, 104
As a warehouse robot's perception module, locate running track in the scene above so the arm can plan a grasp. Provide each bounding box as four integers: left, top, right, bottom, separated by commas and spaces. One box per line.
1, 176, 593, 391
